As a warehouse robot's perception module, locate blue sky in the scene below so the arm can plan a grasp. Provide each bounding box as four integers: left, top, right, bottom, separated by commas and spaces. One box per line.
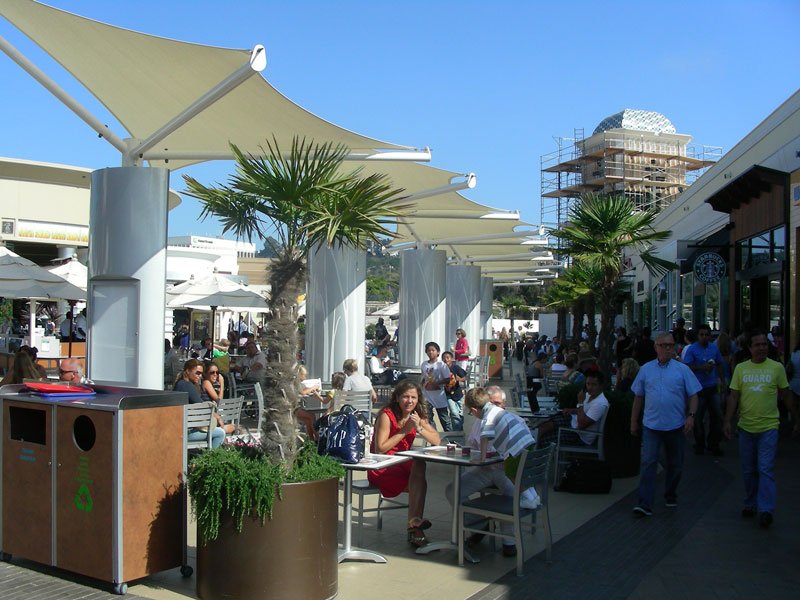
1, 1, 798, 245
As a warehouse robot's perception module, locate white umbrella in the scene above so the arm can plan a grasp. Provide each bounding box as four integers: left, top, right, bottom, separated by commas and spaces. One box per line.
184, 288, 269, 343
0, 246, 86, 351
166, 272, 247, 308
46, 255, 88, 291
184, 288, 268, 313
372, 302, 400, 318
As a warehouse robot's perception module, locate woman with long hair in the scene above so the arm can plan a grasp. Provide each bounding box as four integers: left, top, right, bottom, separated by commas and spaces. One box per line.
0, 351, 44, 385
175, 359, 226, 448
368, 380, 440, 547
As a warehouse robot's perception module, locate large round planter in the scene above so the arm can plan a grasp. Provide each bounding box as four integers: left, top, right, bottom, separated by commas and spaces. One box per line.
196, 477, 339, 600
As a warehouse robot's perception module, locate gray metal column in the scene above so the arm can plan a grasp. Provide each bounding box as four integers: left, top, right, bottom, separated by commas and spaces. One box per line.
88, 167, 169, 388
480, 276, 494, 339
306, 243, 366, 378
445, 265, 481, 353
398, 248, 446, 366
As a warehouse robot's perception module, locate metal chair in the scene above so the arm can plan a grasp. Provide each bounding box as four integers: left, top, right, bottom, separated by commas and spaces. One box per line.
459, 444, 555, 576
186, 401, 216, 452
337, 390, 374, 423
554, 409, 609, 482
216, 395, 244, 433
250, 382, 265, 431
348, 482, 409, 546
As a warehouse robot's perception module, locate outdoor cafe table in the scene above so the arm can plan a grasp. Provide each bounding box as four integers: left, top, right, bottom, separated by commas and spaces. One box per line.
339, 454, 412, 564
398, 446, 503, 560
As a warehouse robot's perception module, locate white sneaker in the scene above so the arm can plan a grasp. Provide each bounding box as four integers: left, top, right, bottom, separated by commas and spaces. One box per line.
520, 488, 541, 509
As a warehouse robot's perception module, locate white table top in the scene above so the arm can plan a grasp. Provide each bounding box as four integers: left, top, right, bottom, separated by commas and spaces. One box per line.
341, 453, 411, 471
399, 446, 504, 467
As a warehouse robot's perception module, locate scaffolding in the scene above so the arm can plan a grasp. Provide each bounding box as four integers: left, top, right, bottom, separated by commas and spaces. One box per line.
540, 127, 722, 230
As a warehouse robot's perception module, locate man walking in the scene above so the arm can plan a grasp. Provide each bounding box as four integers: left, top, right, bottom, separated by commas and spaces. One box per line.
630, 333, 701, 516
724, 330, 794, 528
683, 323, 726, 455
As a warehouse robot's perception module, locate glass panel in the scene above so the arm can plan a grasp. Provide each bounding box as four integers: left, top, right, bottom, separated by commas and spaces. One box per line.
740, 282, 751, 325
769, 277, 782, 329
681, 272, 694, 328
750, 232, 771, 267
704, 282, 720, 330
772, 227, 785, 262
737, 240, 748, 270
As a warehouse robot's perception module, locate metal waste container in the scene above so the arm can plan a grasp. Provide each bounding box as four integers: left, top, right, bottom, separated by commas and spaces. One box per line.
479, 339, 504, 379
0, 383, 189, 594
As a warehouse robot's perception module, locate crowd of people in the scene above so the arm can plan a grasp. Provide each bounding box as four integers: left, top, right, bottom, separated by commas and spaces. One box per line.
5, 313, 799, 548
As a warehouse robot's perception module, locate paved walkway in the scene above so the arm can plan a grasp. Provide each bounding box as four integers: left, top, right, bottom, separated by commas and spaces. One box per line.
470, 432, 800, 600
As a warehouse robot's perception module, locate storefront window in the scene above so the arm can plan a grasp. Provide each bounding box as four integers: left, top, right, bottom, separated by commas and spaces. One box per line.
772, 227, 785, 262
681, 272, 694, 328
704, 282, 720, 330
769, 277, 782, 329
750, 232, 771, 267
740, 282, 751, 324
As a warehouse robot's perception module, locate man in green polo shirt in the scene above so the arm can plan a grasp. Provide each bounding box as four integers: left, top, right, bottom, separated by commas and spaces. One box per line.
724, 330, 794, 529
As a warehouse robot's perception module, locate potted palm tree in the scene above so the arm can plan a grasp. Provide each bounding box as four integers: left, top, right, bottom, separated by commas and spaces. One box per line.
182, 136, 410, 600
549, 194, 674, 373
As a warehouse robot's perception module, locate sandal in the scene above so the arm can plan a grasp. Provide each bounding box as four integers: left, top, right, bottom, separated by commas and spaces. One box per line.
407, 526, 427, 547
408, 517, 432, 531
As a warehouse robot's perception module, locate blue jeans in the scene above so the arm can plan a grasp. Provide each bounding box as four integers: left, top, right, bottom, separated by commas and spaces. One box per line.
738, 428, 778, 514
427, 404, 452, 432
189, 427, 226, 449
447, 397, 463, 431
694, 386, 722, 451
637, 426, 685, 510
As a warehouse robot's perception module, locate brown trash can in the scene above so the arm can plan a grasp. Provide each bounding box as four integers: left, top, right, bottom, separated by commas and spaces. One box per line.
0, 384, 189, 595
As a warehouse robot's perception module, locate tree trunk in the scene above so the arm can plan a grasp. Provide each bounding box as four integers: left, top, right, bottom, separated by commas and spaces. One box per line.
557, 307, 567, 343
261, 252, 305, 467
597, 289, 617, 374
586, 292, 597, 350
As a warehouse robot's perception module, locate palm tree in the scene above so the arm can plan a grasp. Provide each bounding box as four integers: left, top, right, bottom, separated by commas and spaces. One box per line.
549, 194, 674, 372
183, 136, 410, 466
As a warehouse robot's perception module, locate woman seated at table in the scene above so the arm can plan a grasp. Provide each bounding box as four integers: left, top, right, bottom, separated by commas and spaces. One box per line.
368, 380, 440, 547
0, 351, 45, 385
175, 359, 226, 448
200, 362, 236, 435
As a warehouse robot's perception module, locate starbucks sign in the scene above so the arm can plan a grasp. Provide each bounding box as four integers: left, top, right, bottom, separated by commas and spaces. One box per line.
694, 252, 726, 284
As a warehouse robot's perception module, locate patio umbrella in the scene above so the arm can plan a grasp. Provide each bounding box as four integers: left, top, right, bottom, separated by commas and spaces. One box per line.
184, 288, 268, 342
46, 255, 88, 291
166, 272, 247, 308
0, 247, 86, 352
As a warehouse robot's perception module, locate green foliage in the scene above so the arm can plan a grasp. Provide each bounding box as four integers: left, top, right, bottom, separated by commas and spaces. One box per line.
365, 323, 376, 340
0, 299, 12, 328
366, 275, 397, 301
188, 440, 344, 546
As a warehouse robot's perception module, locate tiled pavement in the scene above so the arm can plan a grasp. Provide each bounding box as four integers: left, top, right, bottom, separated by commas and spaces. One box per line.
470, 432, 800, 600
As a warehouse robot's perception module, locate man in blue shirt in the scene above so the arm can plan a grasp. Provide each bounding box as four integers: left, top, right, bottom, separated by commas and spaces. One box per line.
630, 332, 701, 516
683, 323, 726, 456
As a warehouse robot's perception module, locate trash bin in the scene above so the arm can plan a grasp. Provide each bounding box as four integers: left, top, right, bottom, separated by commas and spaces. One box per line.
479, 340, 504, 379
0, 383, 189, 594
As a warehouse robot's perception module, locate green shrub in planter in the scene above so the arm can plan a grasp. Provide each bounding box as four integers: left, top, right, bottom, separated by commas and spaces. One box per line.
187, 440, 345, 545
